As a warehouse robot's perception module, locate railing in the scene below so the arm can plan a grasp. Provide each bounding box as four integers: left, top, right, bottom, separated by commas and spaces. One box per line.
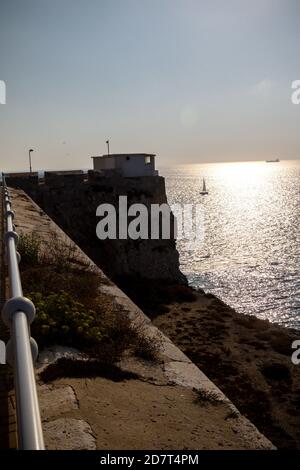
1, 174, 44, 450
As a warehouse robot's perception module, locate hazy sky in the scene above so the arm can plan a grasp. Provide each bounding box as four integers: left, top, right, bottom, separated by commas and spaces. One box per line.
0, 0, 300, 171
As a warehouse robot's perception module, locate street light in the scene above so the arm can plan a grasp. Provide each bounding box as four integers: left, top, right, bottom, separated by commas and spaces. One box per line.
106, 139, 110, 155
29, 149, 34, 173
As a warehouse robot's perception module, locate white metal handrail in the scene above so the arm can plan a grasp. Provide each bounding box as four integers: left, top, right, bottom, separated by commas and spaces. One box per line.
1, 174, 44, 450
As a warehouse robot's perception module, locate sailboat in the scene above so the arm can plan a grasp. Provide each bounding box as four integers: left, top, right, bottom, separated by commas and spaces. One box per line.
200, 177, 208, 195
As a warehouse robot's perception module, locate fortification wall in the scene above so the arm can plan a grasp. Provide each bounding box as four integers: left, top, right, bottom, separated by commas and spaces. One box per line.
7, 172, 186, 286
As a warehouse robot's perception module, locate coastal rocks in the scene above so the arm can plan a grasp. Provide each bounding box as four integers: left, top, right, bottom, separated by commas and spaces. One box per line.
261, 362, 291, 382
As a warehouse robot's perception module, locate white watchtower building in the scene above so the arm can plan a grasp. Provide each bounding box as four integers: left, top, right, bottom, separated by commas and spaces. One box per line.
91, 153, 158, 177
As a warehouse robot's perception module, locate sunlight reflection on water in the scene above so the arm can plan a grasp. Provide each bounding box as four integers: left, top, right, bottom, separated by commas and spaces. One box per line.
162, 160, 300, 328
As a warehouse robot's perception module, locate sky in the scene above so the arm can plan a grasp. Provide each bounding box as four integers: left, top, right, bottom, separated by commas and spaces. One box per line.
0, 0, 300, 171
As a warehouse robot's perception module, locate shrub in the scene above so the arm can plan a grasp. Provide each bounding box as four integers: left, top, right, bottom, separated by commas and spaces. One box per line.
22, 266, 100, 308
28, 290, 161, 364
20, 232, 162, 366
28, 291, 105, 350
42, 232, 87, 273
18, 232, 41, 266
132, 332, 160, 361
18, 230, 92, 273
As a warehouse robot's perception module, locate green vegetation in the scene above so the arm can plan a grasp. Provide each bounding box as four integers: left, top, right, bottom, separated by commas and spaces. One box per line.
28, 291, 104, 349
18, 232, 41, 266
18, 231, 160, 365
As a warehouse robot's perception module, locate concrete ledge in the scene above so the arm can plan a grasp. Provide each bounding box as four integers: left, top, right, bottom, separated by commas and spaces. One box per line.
43, 418, 96, 450
39, 385, 78, 419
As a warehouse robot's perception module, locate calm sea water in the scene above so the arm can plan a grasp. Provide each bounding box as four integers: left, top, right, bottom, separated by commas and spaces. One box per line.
161, 160, 300, 329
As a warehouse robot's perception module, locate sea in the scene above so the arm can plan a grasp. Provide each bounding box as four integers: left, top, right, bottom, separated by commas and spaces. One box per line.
162, 160, 300, 330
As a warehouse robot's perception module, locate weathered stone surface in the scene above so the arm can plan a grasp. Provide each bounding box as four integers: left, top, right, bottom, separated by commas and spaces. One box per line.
43, 418, 96, 450
158, 336, 191, 363
9, 174, 186, 284
164, 361, 228, 399
163, 361, 275, 450
37, 345, 87, 372
38, 385, 78, 419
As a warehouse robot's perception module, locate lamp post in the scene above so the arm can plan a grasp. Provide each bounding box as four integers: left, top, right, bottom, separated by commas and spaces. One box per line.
28, 149, 34, 173
106, 139, 110, 155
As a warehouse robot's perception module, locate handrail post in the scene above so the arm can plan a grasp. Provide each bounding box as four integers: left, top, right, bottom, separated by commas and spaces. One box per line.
1, 175, 44, 450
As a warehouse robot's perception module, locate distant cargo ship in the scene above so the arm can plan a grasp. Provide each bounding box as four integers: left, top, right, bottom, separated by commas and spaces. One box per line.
266, 158, 280, 163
